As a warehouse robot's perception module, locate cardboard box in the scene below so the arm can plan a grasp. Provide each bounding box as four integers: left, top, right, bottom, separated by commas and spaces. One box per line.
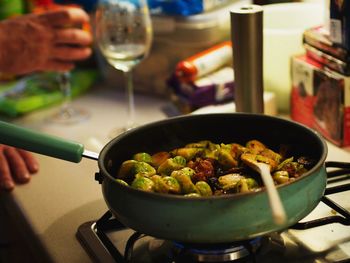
303, 26, 349, 61
168, 67, 234, 112
291, 54, 350, 147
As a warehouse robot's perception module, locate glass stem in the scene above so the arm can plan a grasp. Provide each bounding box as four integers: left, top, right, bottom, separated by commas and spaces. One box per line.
125, 70, 135, 130
59, 72, 72, 113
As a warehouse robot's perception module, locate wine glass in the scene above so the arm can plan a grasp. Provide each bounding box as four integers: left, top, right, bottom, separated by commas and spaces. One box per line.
48, 71, 90, 124
95, 0, 153, 137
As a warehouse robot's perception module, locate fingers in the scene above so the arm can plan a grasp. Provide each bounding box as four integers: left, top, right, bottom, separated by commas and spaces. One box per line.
17, 149, 39, 174
0, 150, 14, 191
38, 44, 92, 72
51, 45, 92, 61
54, 28, 92, 46
0, 146, 39, 191
38, 7, 90, 27
4, 147, 31, 184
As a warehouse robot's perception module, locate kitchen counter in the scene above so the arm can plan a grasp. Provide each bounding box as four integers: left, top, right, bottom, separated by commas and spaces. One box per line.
1, 82, 350, 263
0, 83, 169, 263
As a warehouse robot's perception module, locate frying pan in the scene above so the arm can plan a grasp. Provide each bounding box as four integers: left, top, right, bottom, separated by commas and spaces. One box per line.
0, 113, 328, 243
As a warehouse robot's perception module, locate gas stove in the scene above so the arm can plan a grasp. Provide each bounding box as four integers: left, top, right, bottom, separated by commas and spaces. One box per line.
76, 164, 350, 263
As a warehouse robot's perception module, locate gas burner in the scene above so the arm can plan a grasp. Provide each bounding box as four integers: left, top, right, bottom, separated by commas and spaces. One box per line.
77, 213, 286, 263
148, 237, 263, 263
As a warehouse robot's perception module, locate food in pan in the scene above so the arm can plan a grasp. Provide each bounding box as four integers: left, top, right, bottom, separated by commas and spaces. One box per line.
115, 140, 314, 197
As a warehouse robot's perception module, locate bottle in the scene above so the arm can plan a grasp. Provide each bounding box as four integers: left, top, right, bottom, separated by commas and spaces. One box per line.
175, 41, 232, 82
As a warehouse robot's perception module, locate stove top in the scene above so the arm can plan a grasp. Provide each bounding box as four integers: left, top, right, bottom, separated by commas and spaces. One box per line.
76, 163, 350, 263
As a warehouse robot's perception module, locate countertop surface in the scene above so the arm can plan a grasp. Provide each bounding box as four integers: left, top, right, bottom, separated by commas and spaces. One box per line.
0, 82, 169, 263
1, 81, 350, 263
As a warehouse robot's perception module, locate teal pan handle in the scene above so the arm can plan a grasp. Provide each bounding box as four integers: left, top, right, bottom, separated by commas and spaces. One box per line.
0, 121, 84, 163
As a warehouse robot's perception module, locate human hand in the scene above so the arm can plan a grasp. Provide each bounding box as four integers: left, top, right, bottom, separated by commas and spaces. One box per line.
0, 145, 39, 191
0, 7, 93, 75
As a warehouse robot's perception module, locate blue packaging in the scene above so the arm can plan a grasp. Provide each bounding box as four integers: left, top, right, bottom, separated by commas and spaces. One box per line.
54, 0, 97, 11
148, 0, 232, 16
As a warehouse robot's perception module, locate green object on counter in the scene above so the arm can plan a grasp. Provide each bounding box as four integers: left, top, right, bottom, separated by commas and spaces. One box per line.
0, 69, 99, 117
0, 120, 84, 163
0, 0, 25, 19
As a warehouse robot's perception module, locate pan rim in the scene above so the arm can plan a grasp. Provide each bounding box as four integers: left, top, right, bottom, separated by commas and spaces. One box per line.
98, 113, 328, 201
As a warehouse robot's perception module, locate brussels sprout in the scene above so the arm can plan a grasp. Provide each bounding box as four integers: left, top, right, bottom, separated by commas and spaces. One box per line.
245, 140, 281, 168
157, 156, 186, 176
173, 156, 187, 166
273, 170, 290, 184
234, 179, 250, 193
245, 141, 261, 152
260, 148, 282, 165
246, 140, 266, 154
171, 168, 198, 194
151, 151, 171, 168
171, 148, 203, 161
151, 175, 181, 194
115, 179, 129, 186
245, 177, 259, 189
171, 167, 196, 179
279, 161, 307, 178
117, 160, 137, 180
151, 175, 168, 193
207, 141, 221, 151
231, 143, 248, 156
131, 176, 155, 192
241, 153, 278, 171
202, 148, 219, 160
200, 141, 220, 160
218, 173, 244, 191
195, 181, 213, 196
118, 160, 156, 181
217, 146, 238, 168
133, 152, 152, 163
162, 176, 181, 194
255, 154, 278, 171
276, 157, 294, 171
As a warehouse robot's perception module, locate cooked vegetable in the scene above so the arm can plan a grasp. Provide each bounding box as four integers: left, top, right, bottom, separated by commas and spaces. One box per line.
151, 151, 170, 168
118, 160, 156, 182
241, 153, 279, 171
115, 178, 128, 186
171, 168, 198, 194
157, 156, 187, 176
171, 147, 203, 161
217, 144, 239, 168
151, 175, 181, 194
116, 139, 312, 197
272, 171, 289, 184
218, 173, 244, 191
234, 179, 250, 193
131, 176, 154, 192
195, 181, 213, 196
133, 152, 152, 163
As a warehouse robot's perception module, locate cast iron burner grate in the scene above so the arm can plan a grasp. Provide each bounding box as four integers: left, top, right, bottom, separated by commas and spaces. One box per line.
291, 161, 350, 229
78, 211, 270, 263
77, 161, 350, 263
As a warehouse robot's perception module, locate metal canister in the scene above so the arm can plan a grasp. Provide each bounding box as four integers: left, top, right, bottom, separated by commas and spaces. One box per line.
230, 5, 264, 114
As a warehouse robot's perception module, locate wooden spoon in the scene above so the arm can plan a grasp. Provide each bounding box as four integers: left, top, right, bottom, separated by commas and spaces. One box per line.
241, 153, 287, 225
